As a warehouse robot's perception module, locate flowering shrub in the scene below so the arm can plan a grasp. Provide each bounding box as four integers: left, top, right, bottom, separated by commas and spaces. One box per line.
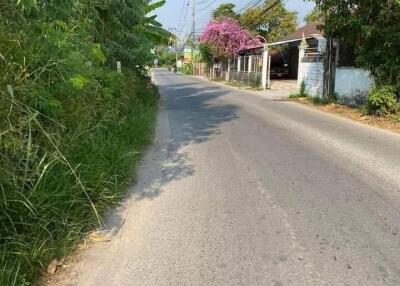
200, 19, 263, 59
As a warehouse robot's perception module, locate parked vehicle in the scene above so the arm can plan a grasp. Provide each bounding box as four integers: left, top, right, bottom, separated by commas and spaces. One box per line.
270, 64, 289, 78
270, 53, 289, 78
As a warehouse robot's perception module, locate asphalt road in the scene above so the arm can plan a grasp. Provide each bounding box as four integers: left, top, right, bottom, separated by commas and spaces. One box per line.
56, 69, 400, 286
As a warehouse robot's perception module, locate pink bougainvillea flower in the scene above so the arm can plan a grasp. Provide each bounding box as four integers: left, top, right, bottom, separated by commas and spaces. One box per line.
200, 19, 263, 59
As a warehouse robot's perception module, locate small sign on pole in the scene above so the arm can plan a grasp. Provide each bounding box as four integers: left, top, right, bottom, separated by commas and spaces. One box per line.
117, 61, 122, 73
318, 38, 327, 53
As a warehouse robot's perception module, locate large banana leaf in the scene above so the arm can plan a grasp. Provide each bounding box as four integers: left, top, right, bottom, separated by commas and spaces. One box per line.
142, 0, 171, 45
143, 24, 172, 45
146, 0, 166, 14
145, 14, 162, 27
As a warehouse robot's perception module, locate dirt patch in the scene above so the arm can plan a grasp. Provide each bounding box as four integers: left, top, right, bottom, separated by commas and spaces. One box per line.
40, 231, 109, 285
292, 97, 400, 134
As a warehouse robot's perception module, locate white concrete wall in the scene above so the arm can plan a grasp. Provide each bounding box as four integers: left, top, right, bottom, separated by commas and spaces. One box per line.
298, 64, 373, 103
298, 62, 324, 97
334, 67, 373, 98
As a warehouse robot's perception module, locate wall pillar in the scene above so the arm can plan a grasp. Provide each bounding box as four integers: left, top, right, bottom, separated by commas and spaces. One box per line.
237, 56, 241, 72
248, 56, 252, 73
226, 60, 231, 81
261, 45, 269, 89
297, 47, 306, 88
267, 55, 271, 88
298, 33, 309, 89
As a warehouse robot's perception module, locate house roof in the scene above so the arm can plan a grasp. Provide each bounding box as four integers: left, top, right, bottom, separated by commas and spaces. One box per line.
267, 22, 324, 47
281, 22, 324, 42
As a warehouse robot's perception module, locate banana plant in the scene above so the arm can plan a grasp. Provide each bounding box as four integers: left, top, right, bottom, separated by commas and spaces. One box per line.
141, 0, 172, 45
15, 0, 37, 9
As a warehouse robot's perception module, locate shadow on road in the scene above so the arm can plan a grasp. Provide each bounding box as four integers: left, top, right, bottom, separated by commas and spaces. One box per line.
140, 74, 239, 199
102, 73, 239, 233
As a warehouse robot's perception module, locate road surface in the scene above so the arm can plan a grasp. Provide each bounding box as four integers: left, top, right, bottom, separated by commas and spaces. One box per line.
55, 69, 400, 286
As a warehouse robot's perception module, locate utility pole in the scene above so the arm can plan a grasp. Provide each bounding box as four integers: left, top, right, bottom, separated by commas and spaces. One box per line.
192, 0, 195, 43
323, 36, 335, 100
322, 9, 336, 101
191, 0, 195, 66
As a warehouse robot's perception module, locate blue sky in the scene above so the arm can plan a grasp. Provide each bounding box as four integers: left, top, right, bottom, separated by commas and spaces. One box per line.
156, 0, 315, 39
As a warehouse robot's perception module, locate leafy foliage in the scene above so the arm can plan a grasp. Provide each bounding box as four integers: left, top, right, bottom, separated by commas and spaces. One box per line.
94, 0, 170, 70
240, 1, 297, 42
0, 0, 166, 284
212, 3, 239, 20
155, 46, 177, 66
200, 19, 262, 59
367, 86, 399, 115
304, 7, 323, 24
299, 80, 307, 97
315, 0, 400, 95
199, 43, 214, 67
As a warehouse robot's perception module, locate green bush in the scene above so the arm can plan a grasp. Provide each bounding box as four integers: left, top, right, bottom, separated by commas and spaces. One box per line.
199, 43, 213, 68
367, 86, 399, 115
177, 63, 193, 75
289, 80, 307, 98
299, 80, 307, 97
0, 1, 163, 285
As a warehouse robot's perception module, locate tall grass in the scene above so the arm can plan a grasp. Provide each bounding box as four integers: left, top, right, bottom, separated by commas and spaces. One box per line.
0, 69, 158, 285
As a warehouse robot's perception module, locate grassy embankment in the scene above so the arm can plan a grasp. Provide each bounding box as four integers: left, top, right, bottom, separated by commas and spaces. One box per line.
0, 69, 159, 285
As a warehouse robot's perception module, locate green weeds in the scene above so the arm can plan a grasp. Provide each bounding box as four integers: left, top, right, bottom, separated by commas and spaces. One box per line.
0, 1, 163, 284
289, 80, 307, 99
0, 71, 158, 285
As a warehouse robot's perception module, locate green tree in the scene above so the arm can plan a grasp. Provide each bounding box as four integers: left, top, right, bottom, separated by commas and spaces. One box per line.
304, 7, 323, 24
156, 46, 178, 66
212, 3, 239, 20
315, 0, 400, 94
199, 43, 214, 67
94, 0, 170, 70
240, 1, 297, 42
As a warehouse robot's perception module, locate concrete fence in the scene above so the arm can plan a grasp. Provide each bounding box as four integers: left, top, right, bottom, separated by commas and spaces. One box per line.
194, 42, 375, 102
202, 55, 264, 88
191, 51, 266, 89
335, 67, 373, 105
298, 47, 374, 101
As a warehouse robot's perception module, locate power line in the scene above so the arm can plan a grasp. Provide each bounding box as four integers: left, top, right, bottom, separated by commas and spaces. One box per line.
236, 0, 263, 14
235, 0, 255, 12
196, 0, 210, 5
176, 0, 187, 28
177, 0, 190, 41
196, 0, 219, 11
192, 0, 196, 45
177, 0, 190, 32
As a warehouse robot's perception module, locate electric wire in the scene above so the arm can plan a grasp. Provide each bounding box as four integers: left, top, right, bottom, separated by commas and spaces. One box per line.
196, 0, 219, 11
